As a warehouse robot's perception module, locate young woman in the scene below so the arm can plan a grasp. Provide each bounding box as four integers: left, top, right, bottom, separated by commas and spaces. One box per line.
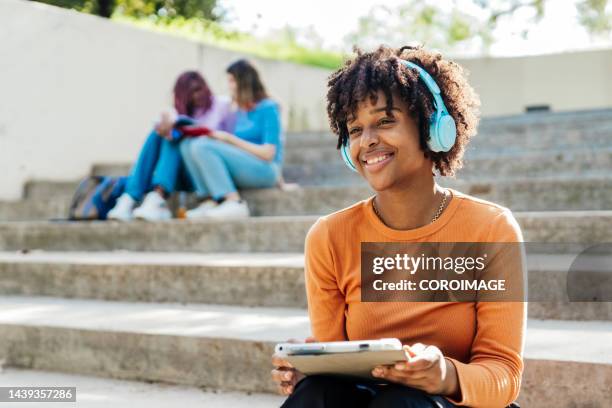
180, 59, 283, 219
108, 71, 235, 221
271, 46, 525, 407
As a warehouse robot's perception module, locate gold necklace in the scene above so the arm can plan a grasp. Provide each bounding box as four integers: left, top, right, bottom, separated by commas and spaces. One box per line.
372, 190, 449, 226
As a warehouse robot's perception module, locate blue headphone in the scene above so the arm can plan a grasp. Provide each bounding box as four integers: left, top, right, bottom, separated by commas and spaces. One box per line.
340, 60, 457, 172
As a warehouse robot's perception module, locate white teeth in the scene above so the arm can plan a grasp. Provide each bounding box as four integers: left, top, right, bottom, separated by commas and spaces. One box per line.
366, 154, 389, 165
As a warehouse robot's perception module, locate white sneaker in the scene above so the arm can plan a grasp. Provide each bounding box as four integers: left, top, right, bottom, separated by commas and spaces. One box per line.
197, 199, 249, 219
133, 191, 172, 221
185, 200, 218, 219
107, 193, 135, 221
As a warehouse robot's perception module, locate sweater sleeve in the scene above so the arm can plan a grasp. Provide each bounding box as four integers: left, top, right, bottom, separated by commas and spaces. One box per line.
446, 208, 527, 407
304, 217, 348, 342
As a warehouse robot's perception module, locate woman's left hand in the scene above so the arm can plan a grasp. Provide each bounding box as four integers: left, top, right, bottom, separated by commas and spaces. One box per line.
209, 130, 234, 143
372, 343, 459, 397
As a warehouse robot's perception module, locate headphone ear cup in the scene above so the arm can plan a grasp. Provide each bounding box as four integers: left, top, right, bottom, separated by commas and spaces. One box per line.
428, 113, 457, 153
341, 142, 358, 172
427, 111, 442, 152
437, 114, 457, 152
428, 119, 441, 152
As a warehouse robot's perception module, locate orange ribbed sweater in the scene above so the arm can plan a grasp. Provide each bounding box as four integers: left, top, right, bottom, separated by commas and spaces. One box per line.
304, 189, 526, 407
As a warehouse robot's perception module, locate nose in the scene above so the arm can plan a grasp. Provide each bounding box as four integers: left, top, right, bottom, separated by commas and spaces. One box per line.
359, 127, 379, 149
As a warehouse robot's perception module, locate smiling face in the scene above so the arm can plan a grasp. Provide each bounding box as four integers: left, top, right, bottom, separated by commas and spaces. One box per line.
346, 90, 433, 191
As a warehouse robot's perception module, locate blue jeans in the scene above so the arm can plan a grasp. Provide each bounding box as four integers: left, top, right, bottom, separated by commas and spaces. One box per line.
124, 130, 193, 201
180, 137, 280, 200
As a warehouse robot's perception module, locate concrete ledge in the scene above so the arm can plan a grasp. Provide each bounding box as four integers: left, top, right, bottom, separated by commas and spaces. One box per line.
285, 109, 612, 148
520, 359, 612, 407
1, 211, 612, 252
0, 296, 610, 405
0, 297, 310, 393
4, 177, 612, 222
283, 150, 612, 185
72, 147, 612, 181
0, 216, 314, 252
0, 252, 307, 308
0, 199, 69, 222
282, 140, 612, 166
243, 177, 612, 214
24, 180, 77, 201
0, 252, 609, 321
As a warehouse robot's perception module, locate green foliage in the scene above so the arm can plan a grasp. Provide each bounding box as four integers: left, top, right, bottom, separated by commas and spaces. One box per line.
114, 0, 219, 19
33, 0, 87, 8
30, 0, 343, 68
31, 0, 220, 19
344, 1, 483, 52
32, 0, 610, 69
113, 15, 345, 69
577, 0, 612, 36
345, 0, 612, 53
448, 12, 473, 43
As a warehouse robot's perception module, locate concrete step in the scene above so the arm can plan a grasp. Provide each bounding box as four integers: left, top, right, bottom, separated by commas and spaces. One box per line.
91, 163, 131, 177
7, 176, 612, 222
0, 198, 69, 222
0, 296, 610, 406
460, 146, 612, 177
242, 177, 612, 215
285, 109, 612, 149
0, 251, 306, 308
88, 144, 612, 184
0, 251, 609, 321
23, 180, 77, 201
0, 211, 611, 252
282, 147, 612, 186
284, 123, 612, 155
284, 139, 612, 170
0, 296, 310, 394
282, 161, 363, 185
476, 107, 612, 127
88, 160, 358, 186
0, 368, 284, 408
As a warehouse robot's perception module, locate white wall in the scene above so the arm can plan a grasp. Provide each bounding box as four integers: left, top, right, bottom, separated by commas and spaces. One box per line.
0, 0, 330, 200
1, 0, 611, 200
459, 50, 612, 116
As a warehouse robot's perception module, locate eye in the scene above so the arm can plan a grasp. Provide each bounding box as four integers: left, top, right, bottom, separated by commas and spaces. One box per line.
378, 117, 395, 126
348, 127, 362, 137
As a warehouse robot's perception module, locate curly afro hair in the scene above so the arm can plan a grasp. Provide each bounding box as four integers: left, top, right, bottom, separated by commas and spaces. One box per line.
326, 45, 481, 176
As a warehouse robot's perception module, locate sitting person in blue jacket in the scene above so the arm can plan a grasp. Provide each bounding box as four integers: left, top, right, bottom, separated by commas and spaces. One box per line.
180, 59, 284, 219
108, 71, 235, 221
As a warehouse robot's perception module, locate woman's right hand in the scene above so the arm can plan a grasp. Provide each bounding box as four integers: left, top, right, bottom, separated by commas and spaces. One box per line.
155, 111, 175, 140
271, 337, 314, 395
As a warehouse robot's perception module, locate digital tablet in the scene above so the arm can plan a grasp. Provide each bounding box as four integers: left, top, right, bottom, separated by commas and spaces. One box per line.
275, 338, 407, 379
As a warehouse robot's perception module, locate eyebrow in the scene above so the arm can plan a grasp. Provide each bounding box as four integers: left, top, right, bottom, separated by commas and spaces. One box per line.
347, 106, 402, 124
370, 107, 401, 114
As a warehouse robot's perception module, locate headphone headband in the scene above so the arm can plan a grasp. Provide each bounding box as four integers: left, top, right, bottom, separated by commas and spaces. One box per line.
401, 61, 448, 115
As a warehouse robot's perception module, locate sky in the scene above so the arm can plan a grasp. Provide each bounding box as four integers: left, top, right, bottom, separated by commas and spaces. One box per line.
218, 0, 612, 57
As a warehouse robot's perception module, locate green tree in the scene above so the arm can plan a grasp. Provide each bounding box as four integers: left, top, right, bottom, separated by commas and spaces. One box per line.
344, 1, 482, 52
345, 0, 611, 53
31, 0, 221, 19
115, 0, 220, 19
576, 0, 612, 36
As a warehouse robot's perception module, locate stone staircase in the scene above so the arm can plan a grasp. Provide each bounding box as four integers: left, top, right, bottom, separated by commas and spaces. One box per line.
0, 108, 611, 407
